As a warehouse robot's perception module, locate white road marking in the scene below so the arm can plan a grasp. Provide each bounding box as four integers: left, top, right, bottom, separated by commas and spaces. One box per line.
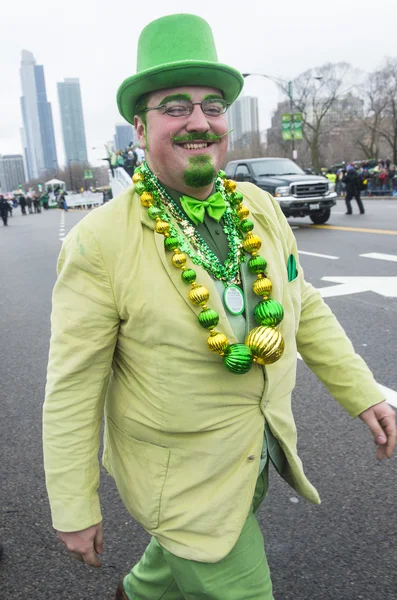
59, 211, 66, 241
318, 276, 397, 298
297, 354, 397, 408
332, 211, 345, 215
298, 250, 339, 260
360, 252, 397, 263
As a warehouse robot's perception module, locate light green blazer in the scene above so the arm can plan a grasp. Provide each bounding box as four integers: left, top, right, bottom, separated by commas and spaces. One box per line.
43, 183, 384, 562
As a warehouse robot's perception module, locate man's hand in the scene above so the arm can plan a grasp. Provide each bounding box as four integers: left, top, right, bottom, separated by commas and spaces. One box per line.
57, 522, 103, 567
359, 401, 397, 460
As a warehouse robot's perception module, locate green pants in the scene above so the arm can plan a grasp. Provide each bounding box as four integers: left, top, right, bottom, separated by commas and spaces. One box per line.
124, 468, 273, 600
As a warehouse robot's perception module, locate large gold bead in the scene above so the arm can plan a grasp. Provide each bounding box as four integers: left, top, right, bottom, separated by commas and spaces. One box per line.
155, 219, 170, 234
253, 277, 272, 298
224, 179, 237, 193
242, 234, 262, 253
132, 172, 144, 184
189, 285, 210, 306
236, 204, 250, 220
245, 326, 285, 365
140, 191, 153, 207
172, 252, 187, 268
207, 331, 229, 354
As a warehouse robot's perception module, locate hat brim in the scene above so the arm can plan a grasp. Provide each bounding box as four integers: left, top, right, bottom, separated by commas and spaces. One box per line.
117, 60, 244, 125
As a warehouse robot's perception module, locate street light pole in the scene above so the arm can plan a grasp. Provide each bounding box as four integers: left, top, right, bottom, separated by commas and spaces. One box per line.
288, 81, 296, 159
68, 160, 73, 192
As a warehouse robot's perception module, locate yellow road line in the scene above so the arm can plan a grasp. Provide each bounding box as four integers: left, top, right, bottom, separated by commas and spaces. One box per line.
309, 225, 397, 235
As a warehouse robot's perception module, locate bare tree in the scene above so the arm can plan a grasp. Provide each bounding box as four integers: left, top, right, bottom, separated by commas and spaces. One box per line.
289, 62, 356, 171
374, 58, 397, 163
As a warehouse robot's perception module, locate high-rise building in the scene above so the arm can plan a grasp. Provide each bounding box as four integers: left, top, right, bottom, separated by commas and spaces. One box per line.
0, 155, 26, 193
20, 50, 58, 180
114, 123, 138, 150
57, 78, 88, 164
227, 96, 260, 151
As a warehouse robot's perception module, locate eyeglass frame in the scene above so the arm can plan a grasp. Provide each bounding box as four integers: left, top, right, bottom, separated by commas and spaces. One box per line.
142, 98, 230, 117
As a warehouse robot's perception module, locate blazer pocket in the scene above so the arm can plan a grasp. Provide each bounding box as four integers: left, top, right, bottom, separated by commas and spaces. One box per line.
106, 417, 170, 530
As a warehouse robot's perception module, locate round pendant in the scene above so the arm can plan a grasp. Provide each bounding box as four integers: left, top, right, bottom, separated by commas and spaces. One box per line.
223, 285, 245, 316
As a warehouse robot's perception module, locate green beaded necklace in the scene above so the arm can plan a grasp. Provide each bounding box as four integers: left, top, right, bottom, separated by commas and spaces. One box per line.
138, 161, 245, 284
133, 163, 285, 374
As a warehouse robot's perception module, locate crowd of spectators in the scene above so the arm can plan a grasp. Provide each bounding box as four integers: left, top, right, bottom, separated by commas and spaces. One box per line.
326, 159, 397, 197
105, 144, 145, 178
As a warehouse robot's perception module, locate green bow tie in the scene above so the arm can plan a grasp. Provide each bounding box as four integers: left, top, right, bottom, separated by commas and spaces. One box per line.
180, 191, 226, 225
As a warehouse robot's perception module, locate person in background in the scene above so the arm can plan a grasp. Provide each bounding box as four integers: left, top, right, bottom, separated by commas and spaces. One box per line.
19, 194, 27, 215
124, 148, 138, 177
0, 195, 9, 226
34, 195, 41, 214
26, 194, 33, 214
41, 193, 49, 210
343, 164, 365, 214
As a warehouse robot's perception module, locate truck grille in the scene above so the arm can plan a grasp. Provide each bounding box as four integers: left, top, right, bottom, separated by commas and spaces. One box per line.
291, 182, 328, 198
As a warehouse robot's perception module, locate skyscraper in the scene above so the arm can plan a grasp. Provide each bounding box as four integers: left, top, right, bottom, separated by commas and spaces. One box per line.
0, 155, 26, 193
57, 78, 88, 164
114, 123, 138, 150
20, 50, 58, 180
227, 96, 260, 151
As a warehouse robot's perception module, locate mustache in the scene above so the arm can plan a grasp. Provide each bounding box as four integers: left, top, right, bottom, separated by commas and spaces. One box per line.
171, 129, 234, 143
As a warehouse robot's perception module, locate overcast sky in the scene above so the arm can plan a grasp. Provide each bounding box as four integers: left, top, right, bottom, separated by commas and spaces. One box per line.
2, 0, 397, 166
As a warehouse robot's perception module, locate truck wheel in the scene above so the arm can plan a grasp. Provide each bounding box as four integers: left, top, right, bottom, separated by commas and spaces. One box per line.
310, 208, 331, 224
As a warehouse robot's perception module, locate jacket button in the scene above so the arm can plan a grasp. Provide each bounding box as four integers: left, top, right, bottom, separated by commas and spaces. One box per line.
247, 454, 255, 462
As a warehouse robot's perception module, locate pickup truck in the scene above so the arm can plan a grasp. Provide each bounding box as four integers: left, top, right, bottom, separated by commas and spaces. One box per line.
225, 157, 337, 224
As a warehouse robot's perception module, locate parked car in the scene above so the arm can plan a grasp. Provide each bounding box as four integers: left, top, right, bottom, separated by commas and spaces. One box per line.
225, 157, 337, 224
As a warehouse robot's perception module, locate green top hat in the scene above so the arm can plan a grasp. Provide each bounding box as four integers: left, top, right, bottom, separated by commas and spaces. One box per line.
117, 14, 244, 125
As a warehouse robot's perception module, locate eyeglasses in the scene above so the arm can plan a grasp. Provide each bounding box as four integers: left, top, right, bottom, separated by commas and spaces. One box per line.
143, 98, 230, 118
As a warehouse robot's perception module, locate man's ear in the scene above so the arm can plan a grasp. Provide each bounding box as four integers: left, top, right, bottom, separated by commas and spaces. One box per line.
134, 116, 147, 150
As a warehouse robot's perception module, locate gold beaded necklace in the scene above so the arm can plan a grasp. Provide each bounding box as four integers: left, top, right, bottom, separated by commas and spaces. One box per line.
133, 165, 285, 375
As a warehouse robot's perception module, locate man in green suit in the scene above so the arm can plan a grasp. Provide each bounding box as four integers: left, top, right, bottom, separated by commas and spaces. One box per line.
43, 14, 396, 600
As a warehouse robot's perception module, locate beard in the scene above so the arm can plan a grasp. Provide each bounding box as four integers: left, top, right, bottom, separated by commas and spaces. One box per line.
183, 155, 216, 188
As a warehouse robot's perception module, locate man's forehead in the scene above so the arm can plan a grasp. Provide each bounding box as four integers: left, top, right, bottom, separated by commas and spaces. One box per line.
148, 86, 223, 104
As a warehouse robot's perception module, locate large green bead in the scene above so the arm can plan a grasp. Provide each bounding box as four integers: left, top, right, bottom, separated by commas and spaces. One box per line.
148, 206, 162, 220
229, 191, 244, 207
240, 219, 254, 234
223, 344, 253, 375
254, 299, 284, 327
181, 269, 197, 284
134, 181, 146, 195
248, 255, 267, 275
198, 308, 219, 329
164, 237, 179, 251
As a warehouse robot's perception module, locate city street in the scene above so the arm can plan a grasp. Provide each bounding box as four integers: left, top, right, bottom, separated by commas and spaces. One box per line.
1, 199, 397, 600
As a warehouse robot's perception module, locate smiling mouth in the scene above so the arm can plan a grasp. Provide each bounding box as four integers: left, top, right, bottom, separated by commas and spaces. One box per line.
177, 142, 213, 150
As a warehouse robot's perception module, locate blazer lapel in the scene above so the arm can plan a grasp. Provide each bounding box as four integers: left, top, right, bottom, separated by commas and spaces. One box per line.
140, 202, 238, 345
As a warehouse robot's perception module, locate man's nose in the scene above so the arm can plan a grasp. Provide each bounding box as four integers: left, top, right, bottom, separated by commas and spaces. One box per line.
185, 104, 210, 132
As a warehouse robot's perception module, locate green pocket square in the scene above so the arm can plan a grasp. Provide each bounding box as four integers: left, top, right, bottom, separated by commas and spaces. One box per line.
287, 254, 298, 282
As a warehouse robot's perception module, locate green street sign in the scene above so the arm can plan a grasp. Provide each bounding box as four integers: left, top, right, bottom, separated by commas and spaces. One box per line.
281, 112, 303, 140
84, 169, 93, 180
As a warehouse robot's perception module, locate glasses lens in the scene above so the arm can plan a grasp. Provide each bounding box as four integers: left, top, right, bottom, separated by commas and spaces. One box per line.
202, 99, 228, 116
164, 100, 192, 117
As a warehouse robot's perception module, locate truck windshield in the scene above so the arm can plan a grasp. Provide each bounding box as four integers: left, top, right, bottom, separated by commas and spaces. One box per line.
251, 159, 304, 177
